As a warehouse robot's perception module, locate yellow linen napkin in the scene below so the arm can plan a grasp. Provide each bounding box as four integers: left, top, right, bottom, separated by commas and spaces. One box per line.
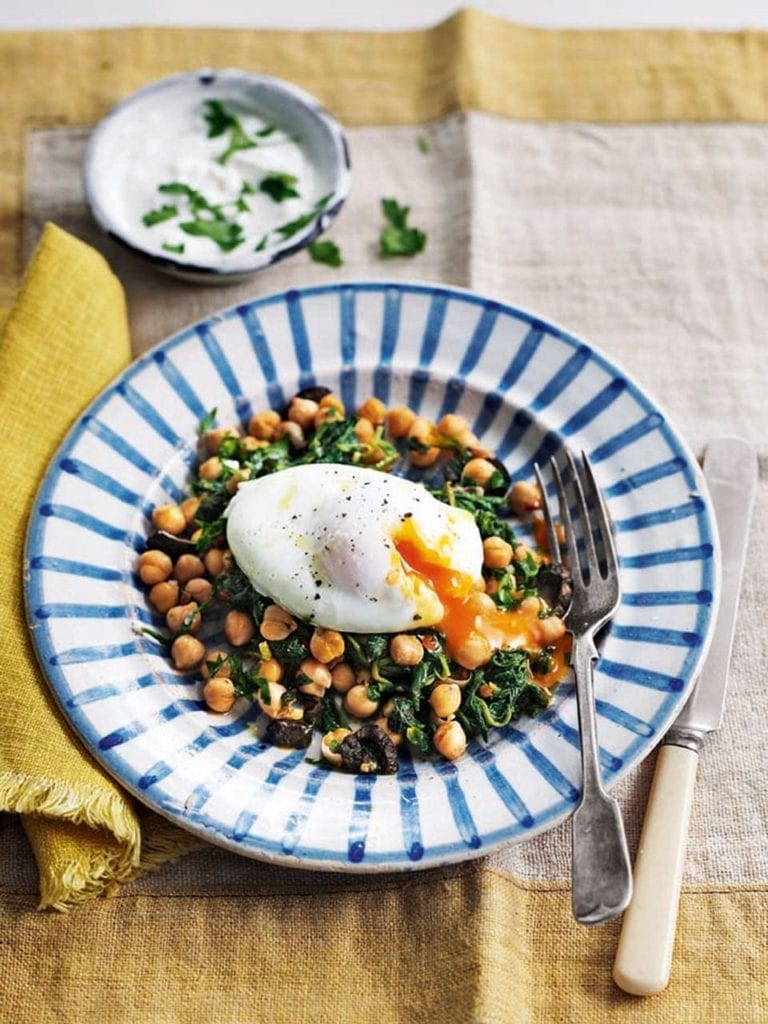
0, 222, 197, 909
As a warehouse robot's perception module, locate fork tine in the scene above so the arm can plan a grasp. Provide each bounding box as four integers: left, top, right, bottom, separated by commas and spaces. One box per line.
534, 462, 561, 562
550, 456, 582, 585
580, 451, 618, 579
565, 450, 600, 578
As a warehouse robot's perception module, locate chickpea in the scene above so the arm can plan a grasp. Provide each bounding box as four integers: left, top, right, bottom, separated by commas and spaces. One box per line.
453, 632, 492, 670
297, 658, 332, 697
183, 577, 212, 605
507, 480, 542, 516
437, 413, 469, 439
257, 681, 302, 721
310, 627, 345, 664
170, 633, 205, 671
248, 409, 281, 441
173, 553, 206, 583
314, 404, 342, 429
180, 496, 201, 524
166, 601, 202, 635
389, 634, 424, 666
205, 426, 240, 455
519, 595, 543, 616
429, 682, 462, 719
484, 576, 499, 596
148, 579, 181, 613
226, 466, 252, 494
330, 662, 356, 694
224, 609, 256, 647
203, 676, 236, 713
201, 648, 233, 680
287, 396, 319, 431
321, 727, 352, 767
151, 504, 186, 536
276, 420, 305, 450
258, 658, 283, 683
385, 405, 417, 438
407, 417, 440, 467
408, 416, 436, 446
343, 684, 379, 719
354, 417, 375, 444
357, 396, 386, 426
259, 605, 298, 642
534, 615, 567, 646
483, 536, 513, 570
240, 435, 267, 453
470, 592, 497, 616
461, 458, 497, 488
203, 548, 232, 578
198, 456, 223, 481
433, 720, 467, 761
320, 393, 345, 413
410, 445, 441, 469
514, 543, 533, 561
138, 549, 173, 585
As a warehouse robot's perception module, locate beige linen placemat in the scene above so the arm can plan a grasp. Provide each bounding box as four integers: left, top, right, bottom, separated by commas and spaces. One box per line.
1, 11, 766, 1023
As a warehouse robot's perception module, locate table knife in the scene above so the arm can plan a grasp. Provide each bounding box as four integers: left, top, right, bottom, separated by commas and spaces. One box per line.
612, 435, 758, 996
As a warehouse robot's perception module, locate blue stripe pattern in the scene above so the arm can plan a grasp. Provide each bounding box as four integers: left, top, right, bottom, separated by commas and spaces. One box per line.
339, 287, 357, 411
236, 304, 285, 409
81, 415, 160, 476
152, 350, 209, 422
373, 288, 402, 402
116, 380, 181, 447
196, 323, 253, 423
285, 290, 314, 390
436, 301, 500, 419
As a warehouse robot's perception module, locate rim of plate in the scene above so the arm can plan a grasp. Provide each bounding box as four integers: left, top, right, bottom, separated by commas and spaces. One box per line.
23, 280, 720, 871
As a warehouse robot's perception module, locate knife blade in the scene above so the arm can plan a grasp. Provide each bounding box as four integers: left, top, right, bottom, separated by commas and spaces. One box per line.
612, 436, 757, 996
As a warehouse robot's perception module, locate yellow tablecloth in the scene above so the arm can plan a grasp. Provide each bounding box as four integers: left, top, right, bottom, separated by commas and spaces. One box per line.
1, 11, 766, 1023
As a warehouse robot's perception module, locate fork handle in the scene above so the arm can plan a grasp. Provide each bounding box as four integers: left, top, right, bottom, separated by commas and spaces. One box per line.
571, 636, 633, 925
612, 743, 699, 994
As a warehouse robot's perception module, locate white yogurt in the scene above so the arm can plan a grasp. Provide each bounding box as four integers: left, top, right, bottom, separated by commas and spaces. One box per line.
85, 73, 348, 274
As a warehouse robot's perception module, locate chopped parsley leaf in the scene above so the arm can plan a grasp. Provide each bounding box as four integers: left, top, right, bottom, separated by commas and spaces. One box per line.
203, 99, 257, 165
142, 204, 178, 227
309, 239, 343, 267
161, 242, 185, 255
260, 172, 301, 203
379, 197, 427, 258
179, 218, 245, 252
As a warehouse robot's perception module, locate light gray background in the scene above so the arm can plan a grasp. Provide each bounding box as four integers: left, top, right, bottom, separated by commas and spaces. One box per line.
4, 0, 768, 30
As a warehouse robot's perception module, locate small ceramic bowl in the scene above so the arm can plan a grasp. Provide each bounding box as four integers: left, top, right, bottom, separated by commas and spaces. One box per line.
83, 69, 351, 283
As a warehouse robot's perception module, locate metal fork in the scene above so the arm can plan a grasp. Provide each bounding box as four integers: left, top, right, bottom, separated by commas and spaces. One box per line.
534, 451, 633, 925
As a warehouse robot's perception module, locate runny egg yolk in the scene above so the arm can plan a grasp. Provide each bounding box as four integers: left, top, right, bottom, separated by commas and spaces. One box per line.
392, 518, 570, 686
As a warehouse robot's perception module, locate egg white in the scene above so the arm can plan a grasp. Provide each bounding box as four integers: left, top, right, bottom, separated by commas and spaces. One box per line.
224, 463, 483, 633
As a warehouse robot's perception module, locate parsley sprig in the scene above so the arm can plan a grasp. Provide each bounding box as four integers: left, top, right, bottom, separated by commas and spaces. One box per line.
379, 197, 427, 257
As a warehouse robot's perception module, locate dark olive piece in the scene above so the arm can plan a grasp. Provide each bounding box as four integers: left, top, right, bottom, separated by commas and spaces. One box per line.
145, 530, 197, 560
301, 695, 329, 726
536, 562, 573, 619
339, 724, 399, 775
295, 385, 332, 404
265, 719, 313, 749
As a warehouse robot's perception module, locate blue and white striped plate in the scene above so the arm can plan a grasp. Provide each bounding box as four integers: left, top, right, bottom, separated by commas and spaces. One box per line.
25, 282, 718, 871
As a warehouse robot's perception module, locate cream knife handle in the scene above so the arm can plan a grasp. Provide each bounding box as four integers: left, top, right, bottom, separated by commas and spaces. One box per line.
612, 743, 699, 995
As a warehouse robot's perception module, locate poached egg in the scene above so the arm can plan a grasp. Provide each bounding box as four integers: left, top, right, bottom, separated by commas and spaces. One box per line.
225, 463, 483, 634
